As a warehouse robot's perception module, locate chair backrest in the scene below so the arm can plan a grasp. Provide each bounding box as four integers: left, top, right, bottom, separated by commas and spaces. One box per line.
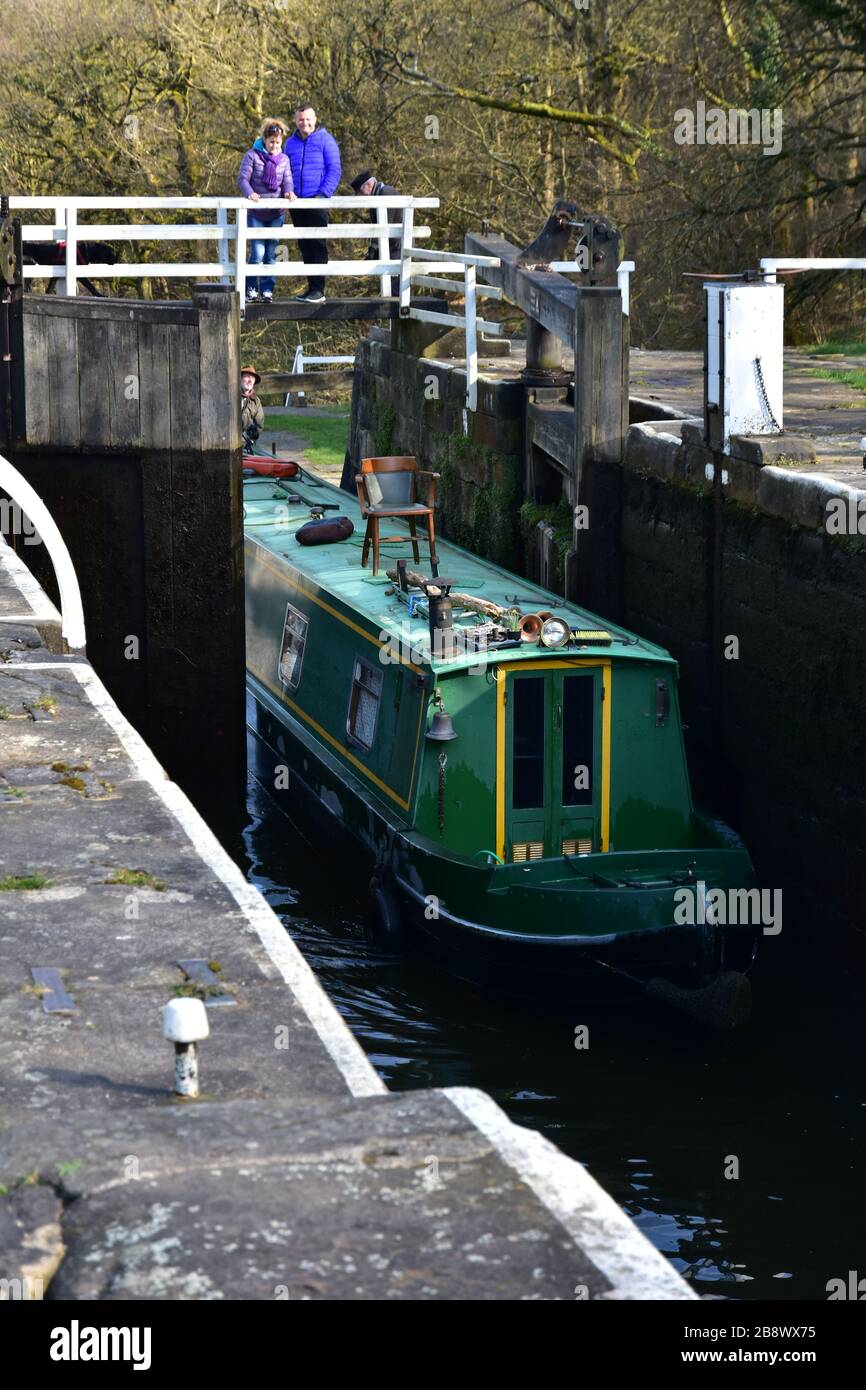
360, 456, 416, 507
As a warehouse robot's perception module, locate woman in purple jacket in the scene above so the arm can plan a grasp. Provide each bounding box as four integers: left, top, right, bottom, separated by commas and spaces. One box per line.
237, 119, 296, 303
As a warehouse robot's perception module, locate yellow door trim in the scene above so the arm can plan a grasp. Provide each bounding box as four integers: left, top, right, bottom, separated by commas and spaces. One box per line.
495, 659, 611, 861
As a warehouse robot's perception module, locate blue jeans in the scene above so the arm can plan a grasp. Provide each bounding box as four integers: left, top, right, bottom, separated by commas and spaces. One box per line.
247, 208, 284, 295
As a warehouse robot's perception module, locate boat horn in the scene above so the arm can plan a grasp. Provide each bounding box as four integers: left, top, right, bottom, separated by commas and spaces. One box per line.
426, 688, 457, 742
517, 612, 544, 643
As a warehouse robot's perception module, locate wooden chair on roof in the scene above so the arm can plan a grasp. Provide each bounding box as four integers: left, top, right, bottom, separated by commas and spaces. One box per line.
355, 456, 439, 576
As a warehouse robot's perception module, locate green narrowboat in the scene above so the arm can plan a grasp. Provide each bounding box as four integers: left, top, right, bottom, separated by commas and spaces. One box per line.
243, 467, 758, 1000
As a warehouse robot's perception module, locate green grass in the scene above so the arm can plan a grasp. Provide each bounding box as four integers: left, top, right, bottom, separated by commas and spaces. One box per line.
105, 868, 165, 890
265, 408, 350, 470
806, 366, 866, 393
805, 340, 866, 357
56, 1160, 84, 1178
0, 874, 49, 890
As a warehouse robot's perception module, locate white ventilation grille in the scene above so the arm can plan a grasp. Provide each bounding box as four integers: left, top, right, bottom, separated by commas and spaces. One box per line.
562, 837, 592, 857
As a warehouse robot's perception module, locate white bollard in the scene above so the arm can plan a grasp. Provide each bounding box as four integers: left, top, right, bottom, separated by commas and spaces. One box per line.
162, 997, 210, 1098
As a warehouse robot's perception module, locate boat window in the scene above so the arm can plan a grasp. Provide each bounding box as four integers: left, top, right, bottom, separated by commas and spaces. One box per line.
512, 676, 545, 809
561, 673, 594, 806
277, 602, 308, 691
347, 657, 384, 750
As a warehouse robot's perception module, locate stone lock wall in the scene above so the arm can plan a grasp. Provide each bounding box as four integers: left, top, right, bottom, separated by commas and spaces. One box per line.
611, 424, 866, 939
348, 333, 525, 571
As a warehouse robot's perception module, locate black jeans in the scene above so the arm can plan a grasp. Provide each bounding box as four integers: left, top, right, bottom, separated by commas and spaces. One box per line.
290, 207, 329, 295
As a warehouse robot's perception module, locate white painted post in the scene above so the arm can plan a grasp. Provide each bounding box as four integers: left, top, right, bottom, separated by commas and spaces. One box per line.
286, 343, 305, 407
63, 204, 78, 297
235, 204, 248, 303
52, 202, 66, 263
464, 262, 478, 413
375, 203, 390, 298
617, 260, 635, 317
216, 206, 231, 286
399, 205, 414, 315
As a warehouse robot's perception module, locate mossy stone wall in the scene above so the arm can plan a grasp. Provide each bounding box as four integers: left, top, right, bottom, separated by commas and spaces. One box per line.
348, 337, 526, 570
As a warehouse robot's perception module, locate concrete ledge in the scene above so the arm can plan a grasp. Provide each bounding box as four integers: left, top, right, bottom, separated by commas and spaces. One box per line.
629, 396, 692, 424
624, 423, 686, 482
757, 466, 862, 530
625, 423, 864, 534
729, 434, 816, 467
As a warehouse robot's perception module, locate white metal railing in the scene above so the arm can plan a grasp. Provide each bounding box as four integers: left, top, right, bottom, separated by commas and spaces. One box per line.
285, 344, 354, 406
10, 195, 437, 302
0, 452, 86, 650
400, 247, 503, 412
547, 258, 635, 316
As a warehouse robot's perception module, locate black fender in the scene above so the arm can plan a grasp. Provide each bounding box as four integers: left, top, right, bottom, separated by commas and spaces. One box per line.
367, 869, 406, 949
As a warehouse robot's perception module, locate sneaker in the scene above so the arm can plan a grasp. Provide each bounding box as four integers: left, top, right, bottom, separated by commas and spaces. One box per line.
300, 290, 326, 303
246, 287, 259, 302
262, 291, 273, 303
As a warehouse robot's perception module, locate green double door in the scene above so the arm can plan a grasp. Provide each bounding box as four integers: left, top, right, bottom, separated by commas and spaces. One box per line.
503, 664, 605, 862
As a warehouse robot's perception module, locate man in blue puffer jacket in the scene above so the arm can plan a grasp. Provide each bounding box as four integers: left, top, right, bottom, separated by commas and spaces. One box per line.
284, 103, 342, 303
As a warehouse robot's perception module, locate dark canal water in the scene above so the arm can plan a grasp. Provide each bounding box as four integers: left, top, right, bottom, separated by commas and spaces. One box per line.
224, 766, 866, 1303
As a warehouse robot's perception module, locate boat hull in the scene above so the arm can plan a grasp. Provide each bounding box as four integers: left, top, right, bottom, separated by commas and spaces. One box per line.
247, 682, 759, 990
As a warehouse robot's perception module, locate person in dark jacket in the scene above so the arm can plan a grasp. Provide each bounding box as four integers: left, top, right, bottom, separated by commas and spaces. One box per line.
237, 119, 296, 303
284, 104, 342, 302
350, 169, 401, 296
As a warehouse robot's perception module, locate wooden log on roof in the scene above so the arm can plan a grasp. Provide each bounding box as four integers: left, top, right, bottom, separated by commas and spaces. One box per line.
386, 568, 504, 619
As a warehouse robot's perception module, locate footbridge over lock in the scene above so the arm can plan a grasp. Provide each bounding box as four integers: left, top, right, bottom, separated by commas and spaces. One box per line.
7, 193, 501, 408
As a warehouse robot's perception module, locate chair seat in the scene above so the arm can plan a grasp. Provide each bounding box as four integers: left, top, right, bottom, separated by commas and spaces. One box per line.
364, 502, 432, 515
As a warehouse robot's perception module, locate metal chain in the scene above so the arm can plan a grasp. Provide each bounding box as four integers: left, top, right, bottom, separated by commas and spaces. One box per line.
437, 751, 447, 834
753, 356, 781, 431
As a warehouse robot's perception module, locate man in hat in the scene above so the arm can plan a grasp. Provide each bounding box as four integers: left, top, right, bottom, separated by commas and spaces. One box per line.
241, 365, 265, 446
351, 170, 401, 296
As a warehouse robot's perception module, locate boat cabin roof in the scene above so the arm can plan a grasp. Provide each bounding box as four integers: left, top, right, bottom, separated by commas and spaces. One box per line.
243, 468, 676, 674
